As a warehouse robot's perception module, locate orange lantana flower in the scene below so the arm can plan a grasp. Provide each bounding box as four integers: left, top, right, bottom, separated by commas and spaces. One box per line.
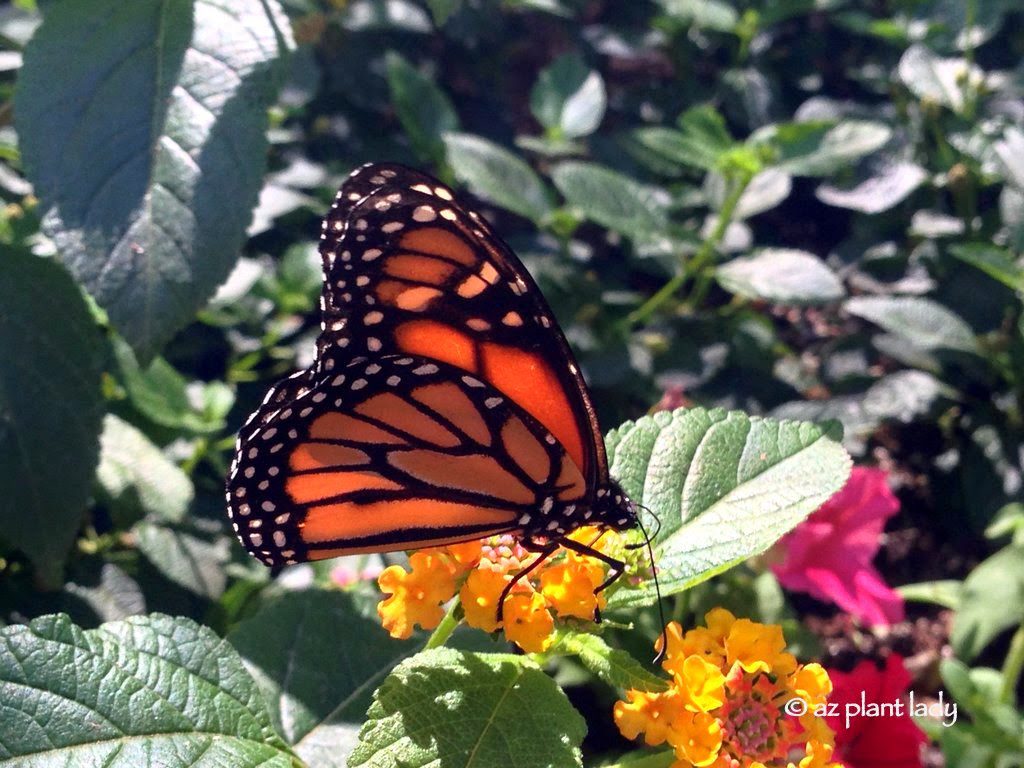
375, 527, 637, 652
615, 610, 841, 768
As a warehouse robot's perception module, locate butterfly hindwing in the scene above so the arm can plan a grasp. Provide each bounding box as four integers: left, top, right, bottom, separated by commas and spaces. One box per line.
227, 354, 589, 565
313, 163, 606, 487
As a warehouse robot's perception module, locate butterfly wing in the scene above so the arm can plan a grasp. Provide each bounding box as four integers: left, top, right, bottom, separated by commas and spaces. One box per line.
314, 163, 607, 492
227, 355, 589, 566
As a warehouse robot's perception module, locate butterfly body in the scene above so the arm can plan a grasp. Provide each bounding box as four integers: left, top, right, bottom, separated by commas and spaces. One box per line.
226, 163, 637, 583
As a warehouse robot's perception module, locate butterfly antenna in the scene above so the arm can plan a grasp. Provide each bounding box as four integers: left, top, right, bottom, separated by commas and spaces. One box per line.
634, 510, 667, 664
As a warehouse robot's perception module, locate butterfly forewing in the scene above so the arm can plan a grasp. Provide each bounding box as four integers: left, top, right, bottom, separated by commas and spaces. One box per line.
314, 163, 607, 487
227, 354, 588, 565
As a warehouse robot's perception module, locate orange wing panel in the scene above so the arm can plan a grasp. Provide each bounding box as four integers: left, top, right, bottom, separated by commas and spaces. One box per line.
395, 319, 479, 373
388, 449, 535, 505
287, 471, 403, 504
289, 443, 368, 472
399, 228, 477, 266
481, 342, 585, 471
301, 498, 515, 544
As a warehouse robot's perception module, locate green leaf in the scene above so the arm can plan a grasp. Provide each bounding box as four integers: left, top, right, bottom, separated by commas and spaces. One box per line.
898, 580, 962, 609
897, 44, 981, 113
765, 120, 892, 177
229, 590, 418, 766
386, 52, 459, 164
816, 159, 927, 214
995, 127, 1024, 190
632, 105, 734, 172
134, 518, 230, 599
951, 545, 1024, 661
845, 295, 979, 354
950, 243, 1024, 291
16, 0, 294, 359
424, 0, 460, 25
655, 0, 738, 31
96, 413, 194, 526
558, 632, 668, 692
530, 53, 606, 139
0, 613, 293, 766
771, 370, 944, 455
0, 252, 106, 583
552, 162, 669, 239
349, 649, 585, 768
725, 168, 792, 219
443, 133, 552, 223
112, 334, 231, 433
606, 408, 851, 608
716, 249, 845, 305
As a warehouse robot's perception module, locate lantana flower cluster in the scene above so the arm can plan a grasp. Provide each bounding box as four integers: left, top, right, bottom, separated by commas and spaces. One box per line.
376, 527, 634, 652
615, 609, 841, 768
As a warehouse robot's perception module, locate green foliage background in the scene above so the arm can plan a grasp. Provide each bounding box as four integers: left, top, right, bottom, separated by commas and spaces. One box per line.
0, 0, 1022, 765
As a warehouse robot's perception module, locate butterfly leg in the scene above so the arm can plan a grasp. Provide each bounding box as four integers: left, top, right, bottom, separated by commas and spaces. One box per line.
556, 536, 627, 623
496, 541, 558, 624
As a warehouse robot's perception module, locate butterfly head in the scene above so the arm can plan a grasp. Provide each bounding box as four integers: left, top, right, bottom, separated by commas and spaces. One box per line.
594, 479, 638, 532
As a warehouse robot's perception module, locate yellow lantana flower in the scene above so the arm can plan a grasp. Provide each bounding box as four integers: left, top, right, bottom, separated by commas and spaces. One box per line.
375, 527, 634, 652
615, 611, 840, 768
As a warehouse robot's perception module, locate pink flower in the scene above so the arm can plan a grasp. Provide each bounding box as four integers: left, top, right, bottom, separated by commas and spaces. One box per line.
826, 654, 927, 768
771, 467, 905, 626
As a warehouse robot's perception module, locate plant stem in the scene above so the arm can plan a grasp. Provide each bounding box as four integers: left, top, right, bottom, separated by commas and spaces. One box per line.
1000, 622, 1024, 705
424, 598, 461, 650
626, 171, 752, 327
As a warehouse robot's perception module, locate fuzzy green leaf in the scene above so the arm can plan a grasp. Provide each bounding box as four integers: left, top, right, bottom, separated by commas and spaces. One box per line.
0, 614, 294, 766
0, 253, 106, 583
845, 295, 979, 354
530, 53, 606, 138
558, 632, 668, 693
716, 249, 845, 305
229, 590, 419, 767
386, 52, 459, 164
443, 133, 552, 223
96, 413, 193, 525
16, 0, 294, 359
606, 408, 851, 608
349, 649, 585, 768
552, 162, 668, 239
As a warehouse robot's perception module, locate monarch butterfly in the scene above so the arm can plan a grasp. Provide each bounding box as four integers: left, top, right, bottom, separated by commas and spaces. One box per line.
226, 162, 644, 614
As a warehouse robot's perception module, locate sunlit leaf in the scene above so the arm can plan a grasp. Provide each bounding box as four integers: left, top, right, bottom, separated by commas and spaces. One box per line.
16, 0, 294, 359
606, 408, 851, 607
0, 614, 293, 766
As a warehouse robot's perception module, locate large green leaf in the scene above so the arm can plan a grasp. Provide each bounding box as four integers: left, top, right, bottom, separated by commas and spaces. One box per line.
897, 44, 981, 114
349, 649, 585, 768
772, 370, 945, 455
529, 52, 606, 139
96, 413, 194, 527
229, 590, 419, 768
0, 253, 106, 583
845, 295, 979, 354
443, 133, 552, 223
552, 161, 669, 239
0, 614, 294, 767
630, 105, 734, 172
816, 159, 927, 214
134, 517, 231, 599
16, 0, 294, 359
605, 408, 851, 607
716, 249, 844, 304
951, 545, 1024, 661
763, 120, 892, 177
386, 52, 459, 164
557, 632, 667, 693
